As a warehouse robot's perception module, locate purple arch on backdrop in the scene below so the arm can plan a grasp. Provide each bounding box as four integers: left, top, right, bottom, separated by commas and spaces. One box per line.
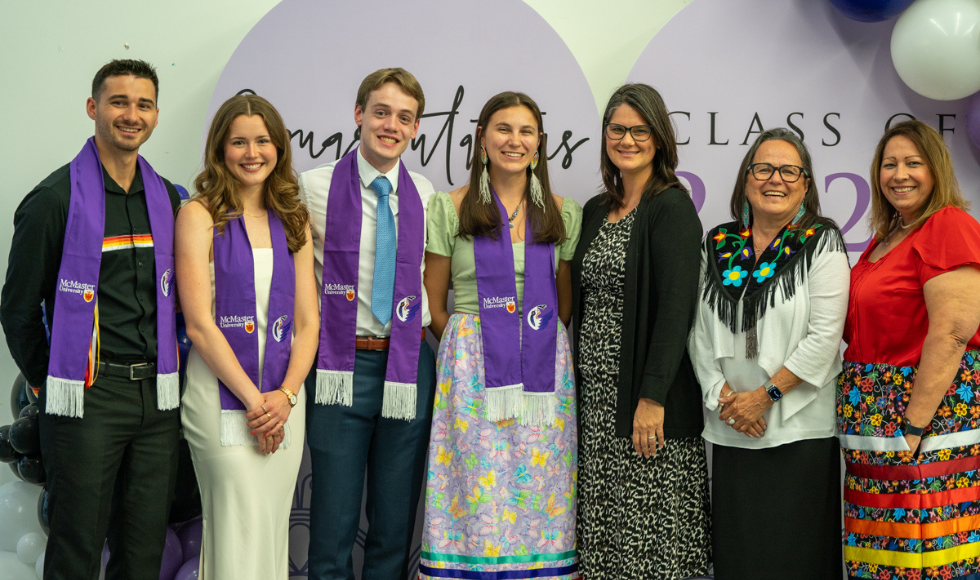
628, 0, 979, 251
207, 0, 601, 205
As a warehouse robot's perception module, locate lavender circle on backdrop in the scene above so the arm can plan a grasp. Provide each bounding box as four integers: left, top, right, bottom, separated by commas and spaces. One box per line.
630, 0, 980, 253
207, 0, 601, 204
209, 2, 599, 577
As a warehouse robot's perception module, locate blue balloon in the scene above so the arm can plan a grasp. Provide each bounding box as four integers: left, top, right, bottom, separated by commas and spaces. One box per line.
828, 0, 914, 22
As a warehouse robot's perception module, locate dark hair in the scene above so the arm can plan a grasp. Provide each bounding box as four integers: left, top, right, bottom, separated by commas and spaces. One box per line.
91, 59, 159, 103
599, 83, 686, 208
868, 119, 968, 239
729, 128, 830, 231
355, 68, 425, 120
192, 95, 308, 253
457, 92, 566, 245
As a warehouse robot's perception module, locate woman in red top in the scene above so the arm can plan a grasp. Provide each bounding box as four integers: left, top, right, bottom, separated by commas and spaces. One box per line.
839, 120, 980, 579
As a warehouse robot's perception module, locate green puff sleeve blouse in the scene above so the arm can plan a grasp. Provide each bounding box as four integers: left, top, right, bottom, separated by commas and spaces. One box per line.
425, 191, 582, 316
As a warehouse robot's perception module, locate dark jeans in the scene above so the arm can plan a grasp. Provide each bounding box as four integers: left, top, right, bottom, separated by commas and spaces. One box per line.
39, 374, 180, 580
306, 341, 436, 580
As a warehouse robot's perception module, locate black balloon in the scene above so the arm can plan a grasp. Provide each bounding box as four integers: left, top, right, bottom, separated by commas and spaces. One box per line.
9, 415, 40, 456
19, 404, 39, 420
37, 489, 51, 535
0, 425, 21, 464
25, 382, 37, 405
168, 437, 202, 524
16, 455, 45, 485
10, 374, 30, 420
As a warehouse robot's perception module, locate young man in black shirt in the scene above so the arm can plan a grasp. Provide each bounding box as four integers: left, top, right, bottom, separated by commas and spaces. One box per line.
0, 59, 182, 580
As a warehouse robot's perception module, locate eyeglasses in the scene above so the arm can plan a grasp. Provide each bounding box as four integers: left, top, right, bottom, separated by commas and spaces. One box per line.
604, 123, 653, 142
747, 163, 808, 183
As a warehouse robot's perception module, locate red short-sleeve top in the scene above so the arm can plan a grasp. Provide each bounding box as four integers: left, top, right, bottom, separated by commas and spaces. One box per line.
843, 206, 980, 367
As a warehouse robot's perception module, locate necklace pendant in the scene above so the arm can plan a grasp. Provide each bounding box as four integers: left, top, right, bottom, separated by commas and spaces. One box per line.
509, 222, 515, 228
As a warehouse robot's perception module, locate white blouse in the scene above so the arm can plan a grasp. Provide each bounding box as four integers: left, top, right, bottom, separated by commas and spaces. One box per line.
688, 236, 850, 449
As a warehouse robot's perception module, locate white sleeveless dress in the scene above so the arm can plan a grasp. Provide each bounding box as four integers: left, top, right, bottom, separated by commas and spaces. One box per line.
181, 249, 306, 580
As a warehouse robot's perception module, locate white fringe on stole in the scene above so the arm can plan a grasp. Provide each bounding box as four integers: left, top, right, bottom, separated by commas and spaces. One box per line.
521, 392, 558, 427
156, 372, 180, 411
45, 376, 85, 418
315, 369, 353, 406
381, 381, 417, 421
220, 410, 253, 447
485, 384, 524, 423
219, 410, 294, 449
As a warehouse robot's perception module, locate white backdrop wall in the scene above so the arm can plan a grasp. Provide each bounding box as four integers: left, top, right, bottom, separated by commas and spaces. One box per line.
4, 2, 980, 578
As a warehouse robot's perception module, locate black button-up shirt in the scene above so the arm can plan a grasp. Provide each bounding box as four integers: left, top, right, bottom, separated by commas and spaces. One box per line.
1, 162, 181, 387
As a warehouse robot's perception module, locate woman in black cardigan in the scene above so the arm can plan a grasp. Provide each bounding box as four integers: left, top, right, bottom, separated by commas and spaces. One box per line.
571, 83, 709, 579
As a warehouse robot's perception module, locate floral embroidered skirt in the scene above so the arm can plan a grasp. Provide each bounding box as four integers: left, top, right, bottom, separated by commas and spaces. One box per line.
419, 313, 579, 580
837, 350, 980, 579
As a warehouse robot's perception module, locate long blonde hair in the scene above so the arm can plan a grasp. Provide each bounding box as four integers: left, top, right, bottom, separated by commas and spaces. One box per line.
193, 94, 308, 252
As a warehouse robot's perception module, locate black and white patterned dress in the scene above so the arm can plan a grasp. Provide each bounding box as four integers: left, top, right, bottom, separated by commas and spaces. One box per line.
576, 209, 711, 580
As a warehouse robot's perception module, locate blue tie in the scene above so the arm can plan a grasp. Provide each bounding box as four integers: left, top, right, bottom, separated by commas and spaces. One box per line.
370, 176, 395, 326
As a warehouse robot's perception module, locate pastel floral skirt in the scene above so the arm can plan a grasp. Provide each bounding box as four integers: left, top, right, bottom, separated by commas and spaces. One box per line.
837, 350, 980, 579
419, 313, 579, 580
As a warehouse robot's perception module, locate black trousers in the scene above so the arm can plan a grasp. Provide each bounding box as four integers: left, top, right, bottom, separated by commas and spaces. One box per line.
39, 374, 180, 580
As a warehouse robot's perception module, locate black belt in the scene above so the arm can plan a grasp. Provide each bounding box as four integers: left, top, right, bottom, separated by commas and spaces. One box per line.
97, 361, 156, 381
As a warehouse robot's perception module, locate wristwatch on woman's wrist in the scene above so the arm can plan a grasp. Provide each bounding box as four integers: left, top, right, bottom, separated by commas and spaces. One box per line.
279, 386, 298, 407
902, 417, 925, 437
763, 380, 783, 403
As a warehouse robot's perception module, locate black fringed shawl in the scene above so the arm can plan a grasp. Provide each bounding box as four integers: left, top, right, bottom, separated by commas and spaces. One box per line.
701, 220, 847, 357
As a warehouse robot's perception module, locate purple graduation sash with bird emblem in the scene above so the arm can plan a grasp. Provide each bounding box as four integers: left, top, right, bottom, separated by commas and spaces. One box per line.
315, 149, 424, 420
46, 137, 178, 418
474, 187, 558, 426
212, 212, 295, 446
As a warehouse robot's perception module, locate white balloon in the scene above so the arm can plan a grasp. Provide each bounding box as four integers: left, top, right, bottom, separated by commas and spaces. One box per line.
35, 550, 44, 579
0, 549, 40, 580
891, 0, 980, 100
16, 532, 45, 565
0, 482, 43, 552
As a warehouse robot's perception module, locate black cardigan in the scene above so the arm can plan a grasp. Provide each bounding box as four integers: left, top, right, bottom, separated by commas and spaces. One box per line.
570, 188, 705, 439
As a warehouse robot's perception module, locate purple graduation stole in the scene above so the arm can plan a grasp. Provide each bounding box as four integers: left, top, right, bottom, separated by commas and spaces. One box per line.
315, 150, 424, 420
474, 189, 559, 426
46, 137, 178, 418
212, 212, 295, 446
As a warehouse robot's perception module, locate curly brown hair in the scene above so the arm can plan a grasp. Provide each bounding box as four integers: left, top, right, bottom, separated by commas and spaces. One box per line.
193, 95, 308, 253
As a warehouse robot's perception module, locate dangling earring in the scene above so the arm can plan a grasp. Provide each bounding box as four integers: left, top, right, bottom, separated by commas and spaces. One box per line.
528, 151, 544, 209
741, 200, 751, 230
791, 203, 806, 226
479, 146, 491, 205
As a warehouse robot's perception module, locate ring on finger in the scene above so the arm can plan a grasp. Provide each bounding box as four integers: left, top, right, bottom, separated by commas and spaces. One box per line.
727, 417, 736, 425
266, 412, 272, 420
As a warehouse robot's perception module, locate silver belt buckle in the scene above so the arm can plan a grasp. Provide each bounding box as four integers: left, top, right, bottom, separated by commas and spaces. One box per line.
129, 363, 151, 380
